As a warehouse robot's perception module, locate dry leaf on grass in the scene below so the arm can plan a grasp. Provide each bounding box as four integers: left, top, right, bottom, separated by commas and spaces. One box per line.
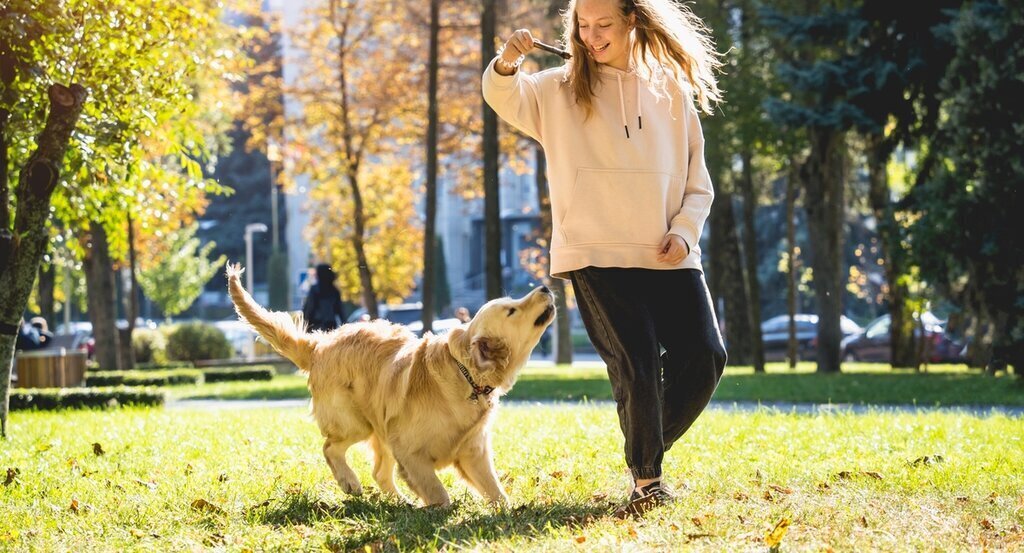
909, 454, 944, 466
191, 499, 224, 514
69, 498, 80, 514
981, 519, 994, 530
3, 468, 18, 486
575, 535, 586, 543
765, 518, 791, 549
92, 443, 105, 456
734, 491, 749, 501
549, 471, 566, 479
769, 484, 793, 494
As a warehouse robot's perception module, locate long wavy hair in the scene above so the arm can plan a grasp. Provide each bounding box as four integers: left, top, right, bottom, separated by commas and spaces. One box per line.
560, 0, 723, 116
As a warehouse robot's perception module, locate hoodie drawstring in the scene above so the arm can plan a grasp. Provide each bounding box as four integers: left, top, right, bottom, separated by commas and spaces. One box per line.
616, 73, 629, 139
616, 72, 643, 138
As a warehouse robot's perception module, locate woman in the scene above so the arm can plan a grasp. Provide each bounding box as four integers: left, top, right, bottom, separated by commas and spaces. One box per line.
482, 0, 727, 517
302, 263, 347, 332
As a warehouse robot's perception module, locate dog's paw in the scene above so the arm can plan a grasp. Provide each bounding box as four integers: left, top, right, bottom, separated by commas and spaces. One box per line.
337, 477, 363, 496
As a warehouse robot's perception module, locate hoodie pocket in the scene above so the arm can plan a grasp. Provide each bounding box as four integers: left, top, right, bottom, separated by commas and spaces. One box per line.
560, 168, 681, 247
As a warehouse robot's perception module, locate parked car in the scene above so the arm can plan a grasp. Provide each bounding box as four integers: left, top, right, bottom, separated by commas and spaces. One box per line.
347, 303, 463, 337
841, 312, 964, 363
761, 314, 863, 362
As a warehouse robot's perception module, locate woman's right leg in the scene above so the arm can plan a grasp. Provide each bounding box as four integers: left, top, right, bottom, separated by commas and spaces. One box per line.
570, 267, 664, 482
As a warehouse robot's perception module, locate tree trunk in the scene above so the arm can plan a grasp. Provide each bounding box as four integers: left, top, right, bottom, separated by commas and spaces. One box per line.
84, 222, 121, 371
801, 128, 846, 373
738, 150, 765, 372
37, 256, 56, 327
421, 0, 440, 331
481, 0, 502, 300
785, 161, 799, 368
120, 214, 139, 370
533, 145, 572, 365
866, 136, 916, 368
709, 191, 752, 364
1, 84, 87, 438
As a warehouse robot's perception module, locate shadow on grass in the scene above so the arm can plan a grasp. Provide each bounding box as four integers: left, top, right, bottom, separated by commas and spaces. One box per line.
252, 489, 607, 551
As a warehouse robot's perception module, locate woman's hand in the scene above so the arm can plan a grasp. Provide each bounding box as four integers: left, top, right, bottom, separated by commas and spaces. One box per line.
495, 29, 536, 75
657, 234, 690, 265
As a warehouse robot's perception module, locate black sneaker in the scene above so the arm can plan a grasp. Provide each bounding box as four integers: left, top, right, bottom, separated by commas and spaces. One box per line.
613, 481, 674, 519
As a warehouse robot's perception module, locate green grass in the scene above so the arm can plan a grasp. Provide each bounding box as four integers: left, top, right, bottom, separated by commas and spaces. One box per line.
168, 362, 1024, 406
2, 405, 1022, 551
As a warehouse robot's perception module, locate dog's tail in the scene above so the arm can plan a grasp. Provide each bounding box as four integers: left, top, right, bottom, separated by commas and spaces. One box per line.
226, 263, 315, 371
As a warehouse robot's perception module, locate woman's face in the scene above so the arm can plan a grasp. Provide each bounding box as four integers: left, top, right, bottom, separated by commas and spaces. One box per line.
575, 0, 635, 71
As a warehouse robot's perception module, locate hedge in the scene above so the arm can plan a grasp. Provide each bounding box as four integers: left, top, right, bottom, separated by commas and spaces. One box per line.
10, 387, 166, 411
86, 369, 203, 387
200, 366, 275, 383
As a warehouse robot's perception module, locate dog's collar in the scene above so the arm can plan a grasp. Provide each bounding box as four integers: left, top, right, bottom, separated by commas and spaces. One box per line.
454, 359, 494, 404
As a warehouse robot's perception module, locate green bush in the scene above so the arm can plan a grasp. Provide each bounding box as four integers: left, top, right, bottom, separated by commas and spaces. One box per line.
86, 369, 203, 387
10, 387, 166, 411
135, 361, 195, 370
201, 366, 275, 383
132, 328, 167, 364
166, 323, 233, 363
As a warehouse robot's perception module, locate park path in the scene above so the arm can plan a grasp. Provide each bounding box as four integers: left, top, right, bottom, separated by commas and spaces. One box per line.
166, 397, 1024, 417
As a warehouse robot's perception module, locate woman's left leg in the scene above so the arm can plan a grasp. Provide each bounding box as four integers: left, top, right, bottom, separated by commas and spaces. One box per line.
647, 269, 727, 450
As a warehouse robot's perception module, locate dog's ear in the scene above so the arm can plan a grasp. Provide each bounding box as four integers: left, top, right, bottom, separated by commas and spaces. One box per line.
470, 335, 509, 372
447, 327, 468, 360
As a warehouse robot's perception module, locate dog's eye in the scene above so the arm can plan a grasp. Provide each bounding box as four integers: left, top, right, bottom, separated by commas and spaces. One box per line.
506, 308, 516, 317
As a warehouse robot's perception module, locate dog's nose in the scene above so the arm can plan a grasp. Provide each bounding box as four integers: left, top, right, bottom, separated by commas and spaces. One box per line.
538, 285, 551, 295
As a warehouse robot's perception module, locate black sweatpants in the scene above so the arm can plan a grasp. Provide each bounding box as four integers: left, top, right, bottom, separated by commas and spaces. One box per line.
570, 267, 727, 480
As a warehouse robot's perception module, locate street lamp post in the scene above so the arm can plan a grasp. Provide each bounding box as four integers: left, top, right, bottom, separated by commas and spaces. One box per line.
244, 223, 268, 295
266, 139, 282, 251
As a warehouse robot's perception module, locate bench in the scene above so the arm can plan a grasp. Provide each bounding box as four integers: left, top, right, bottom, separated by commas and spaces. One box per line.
13, 349, 88, 388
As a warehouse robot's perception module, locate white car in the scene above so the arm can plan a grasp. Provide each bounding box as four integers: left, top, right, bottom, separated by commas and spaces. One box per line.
347, 303, 463, 337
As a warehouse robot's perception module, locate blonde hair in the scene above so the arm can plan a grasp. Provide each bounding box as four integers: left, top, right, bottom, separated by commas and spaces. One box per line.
561, 0, 723, 116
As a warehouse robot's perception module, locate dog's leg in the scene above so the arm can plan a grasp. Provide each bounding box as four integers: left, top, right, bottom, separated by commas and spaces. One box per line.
395, 454, 450, 508
323, 438, 363, 495
455, 438, 508, 505
368, 435, 403, 500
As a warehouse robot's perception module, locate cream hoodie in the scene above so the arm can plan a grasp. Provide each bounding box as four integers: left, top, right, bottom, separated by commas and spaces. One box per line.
482, 58, 714, 280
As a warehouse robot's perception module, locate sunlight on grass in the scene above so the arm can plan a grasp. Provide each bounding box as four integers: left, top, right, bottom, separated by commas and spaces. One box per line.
2, 405, 1022, 551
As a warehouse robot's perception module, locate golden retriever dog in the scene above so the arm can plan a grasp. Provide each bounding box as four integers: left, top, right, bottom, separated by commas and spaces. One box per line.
226, 264, 554, 507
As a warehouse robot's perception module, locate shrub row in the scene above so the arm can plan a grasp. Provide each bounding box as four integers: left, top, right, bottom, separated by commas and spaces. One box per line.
10, 387, 166, 411
83, 366, 275, 386
86, 369, 204, 387
201, 366, 275, 383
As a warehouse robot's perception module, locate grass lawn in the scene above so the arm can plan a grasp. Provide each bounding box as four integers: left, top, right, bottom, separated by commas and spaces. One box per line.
2, 405, 1022, 551
168, 362, 1024, 406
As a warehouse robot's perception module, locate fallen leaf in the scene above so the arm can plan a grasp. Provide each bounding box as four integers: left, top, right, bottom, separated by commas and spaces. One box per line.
190, 499, 224, 514
956, 496, 970, 503
627, 526, 638, 539
131, 529, 146, 539
817, 482, 831, 491
591, 492, 608, 502
763, 490, 775, 501
69, 498, 80, 514
3, 468, 18, 486
863, 471, 883, 480
687, 533, 714, 540
218, 473, 229, 482
909, 454, 944, 466
204, 533, 226, 547
185, 464, 194, 476
765, 518, 791, 549
981, 519, 994, 530
549, 471, 565, 479
769, 484, 793, 494
133, 478, 157, 491
575, 536, 586, 543
286, 483, 302, 495
691, 517, 703, 527
669, 523, 680, 531
734, 492, 749, 501
92, 443, 105, 456
860, 516, 868, 527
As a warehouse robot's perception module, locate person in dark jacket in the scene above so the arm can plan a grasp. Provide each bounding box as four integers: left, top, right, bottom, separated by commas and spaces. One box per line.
302, 264, 347, 332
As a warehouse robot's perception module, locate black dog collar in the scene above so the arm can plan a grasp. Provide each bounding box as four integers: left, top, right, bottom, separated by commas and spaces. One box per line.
454, 359, 494, 403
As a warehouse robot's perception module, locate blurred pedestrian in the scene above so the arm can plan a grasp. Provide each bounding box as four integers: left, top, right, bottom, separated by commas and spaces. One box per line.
302, 264, 347, 332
